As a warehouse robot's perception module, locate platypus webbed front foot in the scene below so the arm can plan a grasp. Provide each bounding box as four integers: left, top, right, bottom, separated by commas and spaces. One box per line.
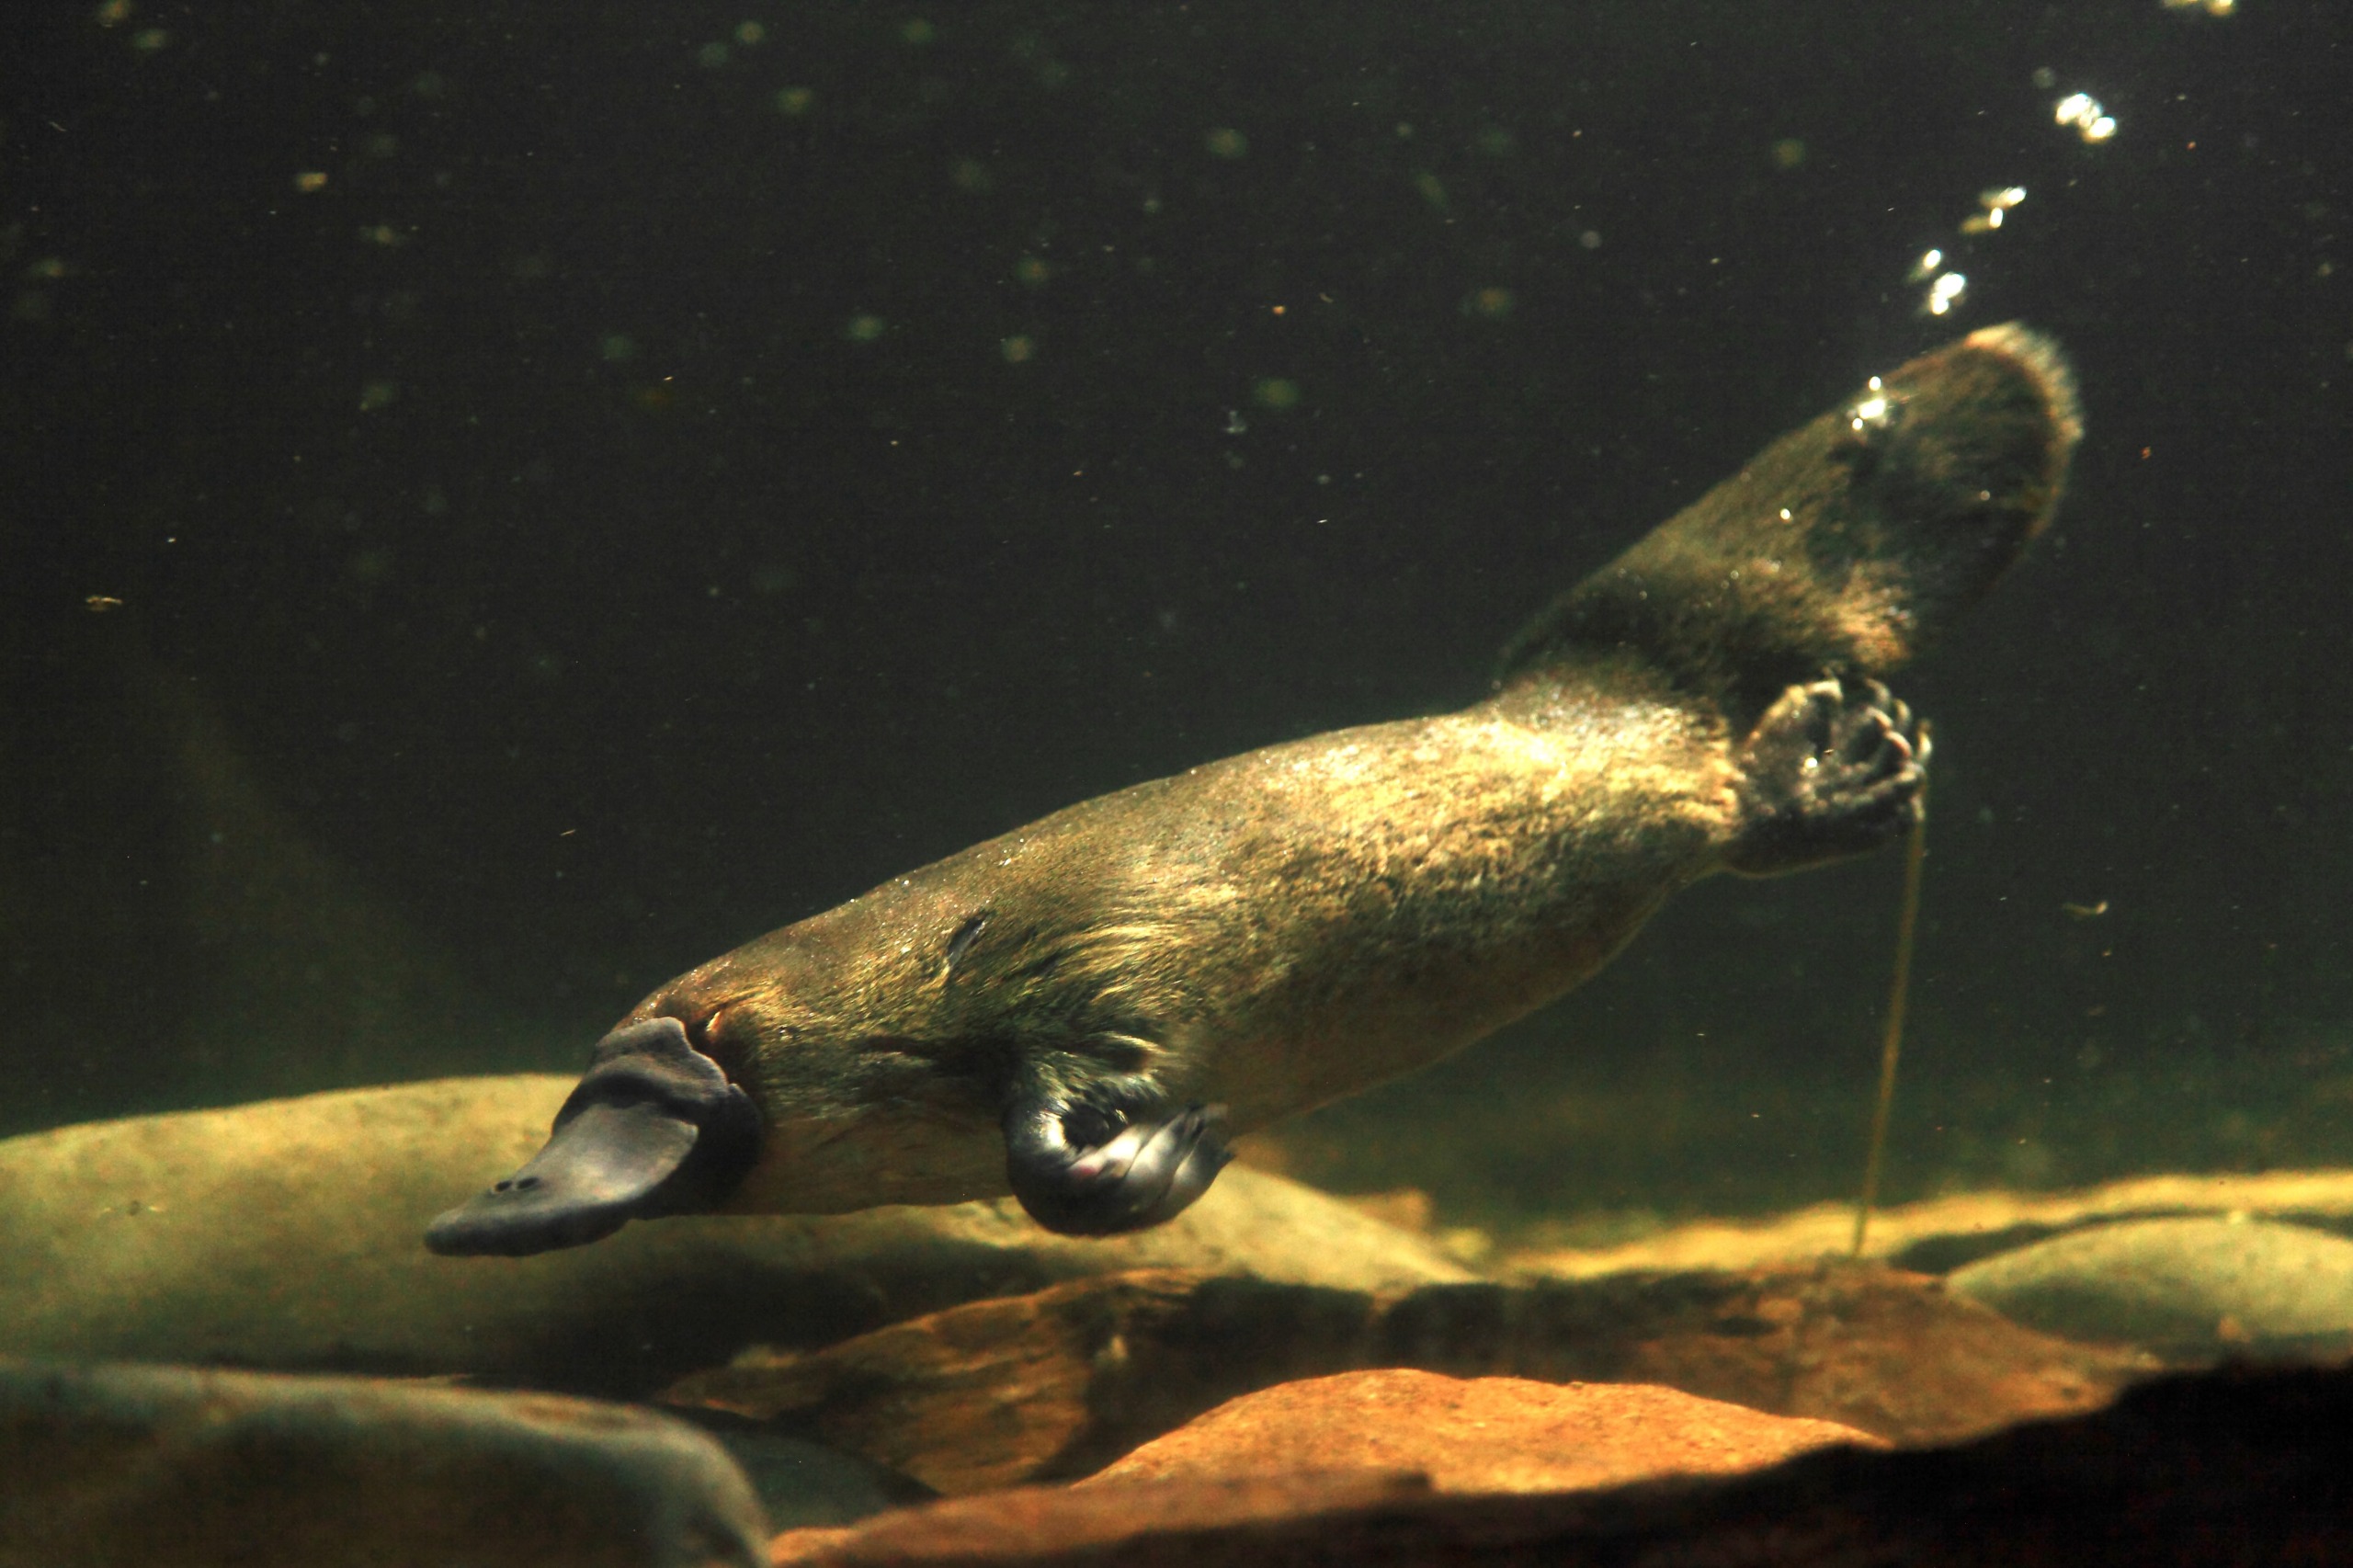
1004, 1085, 1233, 1236
1726, 676, 1929, 876
425, 1017, 760, 1256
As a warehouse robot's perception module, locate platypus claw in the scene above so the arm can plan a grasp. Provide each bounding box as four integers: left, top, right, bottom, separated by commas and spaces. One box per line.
1727, 676, 1929, 876
425, 1017, 760, 1256
1003, 1090, 1233, 1237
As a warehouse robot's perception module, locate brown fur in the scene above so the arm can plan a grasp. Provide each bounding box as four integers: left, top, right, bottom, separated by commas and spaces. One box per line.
628, 326, 2081, 1218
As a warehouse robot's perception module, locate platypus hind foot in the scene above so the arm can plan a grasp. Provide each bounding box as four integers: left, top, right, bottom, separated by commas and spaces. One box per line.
1726, 676, 1929, 877
1004, 1088, 1233, 1236
424, 1017, 760, 1256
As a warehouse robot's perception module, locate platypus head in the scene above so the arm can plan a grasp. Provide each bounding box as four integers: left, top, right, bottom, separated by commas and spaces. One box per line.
424, 881, 1022, 1257
422, 1013, 762, 1256
426, 840, 1231, 1255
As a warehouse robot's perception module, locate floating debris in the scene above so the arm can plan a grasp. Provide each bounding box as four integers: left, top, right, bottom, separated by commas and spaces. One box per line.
1251, 377, 1302, 413
1465, 285, 1516, 320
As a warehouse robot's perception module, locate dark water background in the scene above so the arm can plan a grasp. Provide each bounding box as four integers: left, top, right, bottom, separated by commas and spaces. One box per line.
5, 2, 2347, 1233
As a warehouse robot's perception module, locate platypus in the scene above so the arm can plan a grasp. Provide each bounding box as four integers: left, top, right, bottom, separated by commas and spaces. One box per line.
427, 324, 2080, 1256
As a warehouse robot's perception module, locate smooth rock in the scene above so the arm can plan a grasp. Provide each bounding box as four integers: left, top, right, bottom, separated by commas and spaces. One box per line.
1088, 1369, 1877, 1494
665, 1262, 2145, 1493
0, 1077, 1470, 1390
764, 1362, 2353, 1567
1510, 1166, 2353, 1278
672, 1415, 936, 1533
0, 1360, 766, 1568
1948, 1214, 2353, 1357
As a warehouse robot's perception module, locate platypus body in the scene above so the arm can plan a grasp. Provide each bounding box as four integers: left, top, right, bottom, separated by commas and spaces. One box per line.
428, 324, 2081, 1256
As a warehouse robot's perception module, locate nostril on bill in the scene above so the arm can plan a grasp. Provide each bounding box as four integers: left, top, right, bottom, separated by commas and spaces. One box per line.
426, 1015, 762, 1256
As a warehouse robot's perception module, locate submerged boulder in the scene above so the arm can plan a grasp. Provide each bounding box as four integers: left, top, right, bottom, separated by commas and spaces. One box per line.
0, 1360, 767, 1568
0, 1076, 1469, 1391
1948, 1215, 2353, 1358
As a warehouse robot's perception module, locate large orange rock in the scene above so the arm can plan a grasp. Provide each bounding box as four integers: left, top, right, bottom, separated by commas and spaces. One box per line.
1085, 1369, 1880, 1494
770, 1365, 2353, 1568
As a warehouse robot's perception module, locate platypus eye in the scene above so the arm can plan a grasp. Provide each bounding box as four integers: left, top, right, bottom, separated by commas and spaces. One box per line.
942, 910, 991, 974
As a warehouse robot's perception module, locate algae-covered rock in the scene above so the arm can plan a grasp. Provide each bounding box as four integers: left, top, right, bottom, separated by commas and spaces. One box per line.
1948, 1215, 2353, 1358
0, 1360, 767, 1568
0, 1077, 1470, 1389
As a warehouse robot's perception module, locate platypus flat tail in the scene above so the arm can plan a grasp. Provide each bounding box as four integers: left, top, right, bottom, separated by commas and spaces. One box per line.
1499, 324, 2081, 728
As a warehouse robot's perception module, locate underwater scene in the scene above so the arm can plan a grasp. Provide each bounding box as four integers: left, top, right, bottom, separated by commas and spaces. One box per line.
6, 2, 2351, 1562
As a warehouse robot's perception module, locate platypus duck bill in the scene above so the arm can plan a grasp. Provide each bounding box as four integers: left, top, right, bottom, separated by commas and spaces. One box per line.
424, 1017, 760, 1256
